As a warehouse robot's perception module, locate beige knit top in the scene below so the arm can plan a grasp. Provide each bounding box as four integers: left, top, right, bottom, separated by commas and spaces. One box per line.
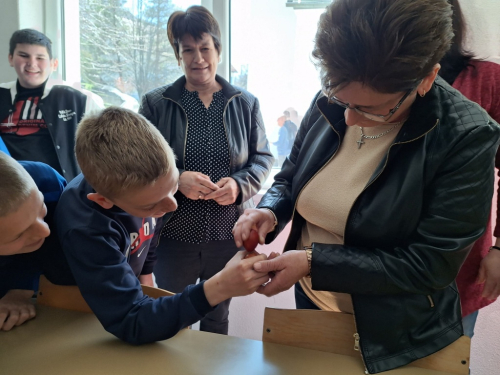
296, 122, 401, 313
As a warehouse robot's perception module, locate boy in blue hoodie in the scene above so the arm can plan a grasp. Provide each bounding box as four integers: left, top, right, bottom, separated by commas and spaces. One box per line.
56, 107, 270, 344
0, 152, 73, 331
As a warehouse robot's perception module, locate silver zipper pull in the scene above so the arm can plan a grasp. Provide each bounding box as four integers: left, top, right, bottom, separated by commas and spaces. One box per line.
354, 333, 360, 351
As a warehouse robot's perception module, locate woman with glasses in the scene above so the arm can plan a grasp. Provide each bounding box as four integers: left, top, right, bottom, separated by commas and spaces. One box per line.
233, 0, 499, 373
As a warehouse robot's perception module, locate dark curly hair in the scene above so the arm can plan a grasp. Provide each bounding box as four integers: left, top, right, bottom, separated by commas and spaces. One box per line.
313, 0, 454, 95
167, 5, 221, 61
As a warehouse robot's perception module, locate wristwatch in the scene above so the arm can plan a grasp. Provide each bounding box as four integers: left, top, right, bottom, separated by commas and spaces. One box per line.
304, 246, 312, 278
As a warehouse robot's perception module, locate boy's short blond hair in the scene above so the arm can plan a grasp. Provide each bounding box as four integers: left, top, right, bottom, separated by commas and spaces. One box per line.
0, 152, 36, 217
75, 107, 176, 198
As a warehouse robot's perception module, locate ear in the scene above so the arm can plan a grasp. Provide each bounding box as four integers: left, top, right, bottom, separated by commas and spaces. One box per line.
8, 54, 13, 67
87, 192, 114, 209
51, 58, 59, 71
418, 63, 441, 96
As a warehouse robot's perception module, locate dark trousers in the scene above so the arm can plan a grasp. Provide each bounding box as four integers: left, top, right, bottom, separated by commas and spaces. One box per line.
153, 238, 240, 335
295, 281, 320, 310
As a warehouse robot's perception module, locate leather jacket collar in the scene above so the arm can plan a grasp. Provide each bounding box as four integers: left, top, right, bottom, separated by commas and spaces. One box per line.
162, 74, 240, 102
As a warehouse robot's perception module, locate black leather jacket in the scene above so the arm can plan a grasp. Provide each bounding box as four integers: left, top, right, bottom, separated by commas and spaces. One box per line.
258, 78, 500, 374
139, 75, 274, 221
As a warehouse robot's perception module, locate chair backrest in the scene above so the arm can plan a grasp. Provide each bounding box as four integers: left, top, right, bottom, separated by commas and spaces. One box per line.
262, 307, 470, 375
37, 275, 175, 313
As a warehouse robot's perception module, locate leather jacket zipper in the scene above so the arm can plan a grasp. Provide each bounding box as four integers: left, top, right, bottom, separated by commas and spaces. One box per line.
345, 118, 439, 374
427, 295, 435, 308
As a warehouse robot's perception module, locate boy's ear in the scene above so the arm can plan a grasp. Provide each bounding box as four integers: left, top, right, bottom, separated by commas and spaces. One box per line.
8, 54, 13, 67
87, 193, 114, 209
51, 58, 59, 71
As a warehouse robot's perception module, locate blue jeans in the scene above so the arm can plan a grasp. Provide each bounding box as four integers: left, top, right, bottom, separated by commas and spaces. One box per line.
462, 310, 479, 338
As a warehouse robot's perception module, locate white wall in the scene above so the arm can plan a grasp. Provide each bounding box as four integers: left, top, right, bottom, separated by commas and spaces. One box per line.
0, 0, 20, 83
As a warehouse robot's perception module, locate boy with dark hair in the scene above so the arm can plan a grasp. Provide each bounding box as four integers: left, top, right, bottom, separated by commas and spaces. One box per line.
56, 107, 270, 344
0, 152, 74, 331
0, 29, 102, 181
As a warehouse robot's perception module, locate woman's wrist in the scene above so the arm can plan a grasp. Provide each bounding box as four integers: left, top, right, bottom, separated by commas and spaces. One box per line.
260, 208, 278, 230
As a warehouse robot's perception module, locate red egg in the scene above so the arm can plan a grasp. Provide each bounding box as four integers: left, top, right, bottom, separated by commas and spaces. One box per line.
243, 229, 260, 252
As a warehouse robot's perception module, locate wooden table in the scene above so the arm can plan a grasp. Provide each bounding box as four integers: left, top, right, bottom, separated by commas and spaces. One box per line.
0, 306, 456, 375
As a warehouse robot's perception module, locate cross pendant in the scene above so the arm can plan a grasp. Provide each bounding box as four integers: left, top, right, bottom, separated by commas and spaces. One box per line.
357, 135, 365, 149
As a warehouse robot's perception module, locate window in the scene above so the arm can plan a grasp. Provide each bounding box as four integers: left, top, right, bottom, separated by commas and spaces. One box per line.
77, 0, 201, 110
230, 0, 325, 171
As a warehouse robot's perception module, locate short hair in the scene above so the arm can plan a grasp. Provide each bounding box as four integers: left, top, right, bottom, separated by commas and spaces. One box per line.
75, 107, 176, 198
167, 5, 221, 60
9, 29, 53, 59
313, 0, 453, 95
0, 153, 36, 217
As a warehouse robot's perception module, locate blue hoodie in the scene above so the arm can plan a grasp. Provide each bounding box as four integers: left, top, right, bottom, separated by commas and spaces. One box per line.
56, 174, 215, 344
0, 161, 73, 298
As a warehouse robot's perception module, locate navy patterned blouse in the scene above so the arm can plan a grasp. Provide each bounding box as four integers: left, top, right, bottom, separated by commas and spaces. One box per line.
161, 88, 240, 244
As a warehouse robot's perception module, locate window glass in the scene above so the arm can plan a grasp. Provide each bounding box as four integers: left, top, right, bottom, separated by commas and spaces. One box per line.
79, 0, 201, 111
231, 0, 325, 170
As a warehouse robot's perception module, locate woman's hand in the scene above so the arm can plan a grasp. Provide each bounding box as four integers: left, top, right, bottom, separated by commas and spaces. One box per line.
253, 250, 309, 297
477, 248, 500, 300
178, 171, 219, 200
204, 177, 240, 205
232, 208, 276, 248
0, 289, 36, 331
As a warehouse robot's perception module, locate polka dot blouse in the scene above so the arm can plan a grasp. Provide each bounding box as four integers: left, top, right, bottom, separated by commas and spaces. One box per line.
161, 88, 240, 244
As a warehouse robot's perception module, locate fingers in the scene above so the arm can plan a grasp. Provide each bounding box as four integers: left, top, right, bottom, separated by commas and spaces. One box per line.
256, 281, 281, 297
476, 265, 486, 284
268, 252, 281, 260
204, 188, 227, 200
0, 305, 36, 331
0, 311, 7, 330
15, 305, 36, 326
198, 185, 218, 195
482, 279, 500, 300
199, 176, 220, 191
253, 257, 282, 273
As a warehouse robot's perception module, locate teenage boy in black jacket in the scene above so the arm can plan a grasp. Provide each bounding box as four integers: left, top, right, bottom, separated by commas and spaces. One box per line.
0, 29, 102, 181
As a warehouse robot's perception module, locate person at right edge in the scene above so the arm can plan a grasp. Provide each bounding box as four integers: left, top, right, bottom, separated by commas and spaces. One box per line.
232, 0, 500, 373
440, 0, 500, 340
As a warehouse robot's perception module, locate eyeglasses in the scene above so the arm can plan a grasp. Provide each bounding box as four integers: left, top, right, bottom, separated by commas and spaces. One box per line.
328, 88, 414, 123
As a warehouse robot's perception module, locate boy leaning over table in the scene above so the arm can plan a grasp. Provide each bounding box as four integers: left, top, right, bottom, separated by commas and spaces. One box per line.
0, 151, 74, 331
55, 107, 271, 344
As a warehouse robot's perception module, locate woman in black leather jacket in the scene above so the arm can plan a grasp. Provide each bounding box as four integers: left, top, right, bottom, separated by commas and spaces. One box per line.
139, 6, 274, 335
233, 0, 500, 373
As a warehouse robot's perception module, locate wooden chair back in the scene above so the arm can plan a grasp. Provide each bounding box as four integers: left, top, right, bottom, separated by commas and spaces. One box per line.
262, 307, 470, 375
37, 275, 175, 313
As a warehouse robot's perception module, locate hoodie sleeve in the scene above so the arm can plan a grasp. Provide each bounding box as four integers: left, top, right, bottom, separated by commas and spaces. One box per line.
60, 225, 214, 344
